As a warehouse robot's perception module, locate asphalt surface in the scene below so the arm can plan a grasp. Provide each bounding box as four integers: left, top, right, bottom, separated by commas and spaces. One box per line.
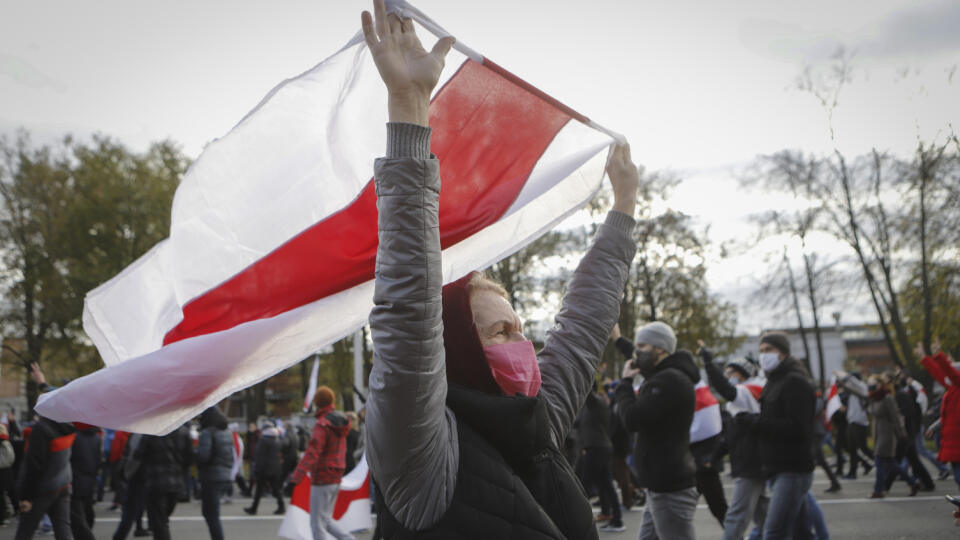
2, 467, 957, 539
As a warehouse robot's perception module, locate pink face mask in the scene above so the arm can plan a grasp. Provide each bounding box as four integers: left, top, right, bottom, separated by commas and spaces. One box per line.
483, 340, 542, 397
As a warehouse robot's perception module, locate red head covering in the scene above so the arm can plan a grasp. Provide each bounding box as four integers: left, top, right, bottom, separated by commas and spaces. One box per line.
441, 272, 500, 395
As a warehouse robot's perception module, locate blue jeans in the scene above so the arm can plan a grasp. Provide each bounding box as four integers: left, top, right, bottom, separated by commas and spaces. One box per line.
763, 472, 813, 540
916, 433, 947, 473
723, 477, 767, 540
805, 492, 828, 539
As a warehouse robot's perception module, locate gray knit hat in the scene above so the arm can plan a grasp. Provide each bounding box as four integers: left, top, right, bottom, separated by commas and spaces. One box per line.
760, 332, 791, 356
634, 322, 677, 354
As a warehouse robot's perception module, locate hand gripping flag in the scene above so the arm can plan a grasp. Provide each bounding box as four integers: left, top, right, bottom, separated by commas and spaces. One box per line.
278, 456, 372, 539
35, 0, 622, 434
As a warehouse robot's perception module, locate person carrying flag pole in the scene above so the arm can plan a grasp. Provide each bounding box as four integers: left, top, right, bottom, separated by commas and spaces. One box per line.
360, 0, 640, 537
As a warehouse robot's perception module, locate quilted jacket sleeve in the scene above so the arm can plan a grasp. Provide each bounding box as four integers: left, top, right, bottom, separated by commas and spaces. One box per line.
538, 212, 636, 448
366, 123, 458, 531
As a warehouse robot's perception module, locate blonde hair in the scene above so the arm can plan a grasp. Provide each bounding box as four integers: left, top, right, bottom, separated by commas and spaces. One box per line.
468, 272, 508, 301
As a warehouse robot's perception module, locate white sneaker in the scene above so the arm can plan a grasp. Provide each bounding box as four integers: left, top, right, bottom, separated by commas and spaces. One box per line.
599, 522, 626, 533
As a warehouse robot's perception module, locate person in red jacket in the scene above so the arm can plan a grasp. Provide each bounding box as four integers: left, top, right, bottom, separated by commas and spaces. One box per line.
917, 338, 960, 490
289, 386, 355, 540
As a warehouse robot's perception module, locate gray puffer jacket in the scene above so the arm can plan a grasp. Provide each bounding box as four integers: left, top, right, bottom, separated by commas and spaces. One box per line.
366, 123, 636, 531
196, 407, 234, 484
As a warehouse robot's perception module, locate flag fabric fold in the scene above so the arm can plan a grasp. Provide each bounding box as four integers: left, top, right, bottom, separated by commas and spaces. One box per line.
303, 357, 320, 413
825, 377, 842, 423
690, 381, 723, 444
278, 456, 372, 539
36, 0, 617, 434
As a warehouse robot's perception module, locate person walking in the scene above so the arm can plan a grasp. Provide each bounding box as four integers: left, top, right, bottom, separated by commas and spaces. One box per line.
244, 423, 285, 516
577, 383, 625, 532
614, 322, 699, 540
738, 332, 816, 540
289, 386, 356, 540
863, 373, 919, 498
360, 2, 640, 537
840, 373, 874, 479
918, 339, 960, 490
701, 345, 769, 540
196, 407, 234, 540
69, 423, 102, 540
112, 434, 151, 540
136, 424, 192, 540
14, 415, 77, 540
813, 394, 843, 493
890, 374, 935, 492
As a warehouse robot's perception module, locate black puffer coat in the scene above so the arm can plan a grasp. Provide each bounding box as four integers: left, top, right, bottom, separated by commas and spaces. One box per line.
197, 407, 234, 484
70, 426, 103, 498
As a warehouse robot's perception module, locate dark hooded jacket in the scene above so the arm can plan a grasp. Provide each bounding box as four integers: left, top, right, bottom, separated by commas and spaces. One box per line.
196, 407, 234, 484
253, 427, 284, 480
137, 424, 192, 494
70, 425, 103, 498
614, 350, 699, 493
19, 417, 76, 500
744, 357, 815, 475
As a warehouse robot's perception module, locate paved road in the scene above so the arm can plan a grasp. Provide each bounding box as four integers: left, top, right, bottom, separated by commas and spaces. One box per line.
3, 469, 957, 539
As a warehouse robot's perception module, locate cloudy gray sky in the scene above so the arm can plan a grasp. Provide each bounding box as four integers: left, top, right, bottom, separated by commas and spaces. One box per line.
2, 0, 958, 333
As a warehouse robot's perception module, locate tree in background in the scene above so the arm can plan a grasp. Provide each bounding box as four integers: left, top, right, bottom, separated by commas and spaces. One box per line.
0, 130, 186, 408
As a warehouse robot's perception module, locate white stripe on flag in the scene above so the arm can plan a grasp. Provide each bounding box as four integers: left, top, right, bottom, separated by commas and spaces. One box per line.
36, 10, 615, 434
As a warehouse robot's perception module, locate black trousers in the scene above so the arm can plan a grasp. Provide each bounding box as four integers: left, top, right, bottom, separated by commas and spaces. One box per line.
14, 488, 73, 540
249, 474, 284, 513
886, 438, 935, 491
70, 494, 96, 540
815, 437, 842, 488
583, 447, 621, 523
696, 468, 728, 526
847, 423, 874, 476
146, 491, 178, 540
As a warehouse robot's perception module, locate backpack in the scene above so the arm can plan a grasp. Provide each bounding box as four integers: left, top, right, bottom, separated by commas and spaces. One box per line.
0, 440, 14, 469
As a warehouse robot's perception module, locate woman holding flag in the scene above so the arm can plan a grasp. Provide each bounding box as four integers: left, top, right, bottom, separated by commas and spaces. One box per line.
360, 0, 640, 537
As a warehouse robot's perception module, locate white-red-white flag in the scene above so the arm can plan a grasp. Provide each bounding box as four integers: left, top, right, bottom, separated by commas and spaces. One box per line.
303, 357, 320, 413
35, 1, 618, 434
825, 377, 842, 422
230, 427, 244, 480
690, 381, 723, 444
278, 456, 372, 539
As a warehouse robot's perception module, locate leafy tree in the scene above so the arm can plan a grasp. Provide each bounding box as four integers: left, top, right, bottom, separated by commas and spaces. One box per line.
0, 130, 186, 408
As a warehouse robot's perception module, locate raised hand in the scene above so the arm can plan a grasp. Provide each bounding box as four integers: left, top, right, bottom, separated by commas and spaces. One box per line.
914, 341, 927, 359
932, 337, 942, 355
606, 144, 640, 216
29, 362, 45, 386
361, 0, 455, 126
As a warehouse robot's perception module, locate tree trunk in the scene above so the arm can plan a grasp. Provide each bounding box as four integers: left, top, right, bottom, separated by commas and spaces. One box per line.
784, 250, 813, 374
802, 252, 827, 390
918, 145, 933, 356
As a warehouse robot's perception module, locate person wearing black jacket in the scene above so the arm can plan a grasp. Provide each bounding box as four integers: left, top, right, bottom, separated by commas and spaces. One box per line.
136, 424, 192, 540
701, 344, 769, 540
887, 375, 935, 492
196, 407, 234, 540
244, 424, 285, 516
738, 332, 816, 540
577, 384, 624, 532
15, 416, 77, 540
70, 424, 102, 540
614, 321, 698, 540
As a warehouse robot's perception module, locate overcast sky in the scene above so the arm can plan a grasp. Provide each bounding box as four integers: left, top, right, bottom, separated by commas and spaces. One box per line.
2, 0, 958, 334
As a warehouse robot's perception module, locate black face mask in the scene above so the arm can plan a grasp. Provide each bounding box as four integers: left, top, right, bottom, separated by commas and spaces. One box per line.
634, 349, 659, 377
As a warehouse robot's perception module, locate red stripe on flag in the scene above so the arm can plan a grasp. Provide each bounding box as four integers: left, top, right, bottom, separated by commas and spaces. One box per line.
333, 474, 371, 520
745, 384, 764, 401
291, 477, 311, 513
695, 384, 718, 411
163, 59, 571, 345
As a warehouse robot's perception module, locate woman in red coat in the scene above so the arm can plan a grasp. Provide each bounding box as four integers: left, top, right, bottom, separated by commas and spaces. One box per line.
918, 339, 960, 489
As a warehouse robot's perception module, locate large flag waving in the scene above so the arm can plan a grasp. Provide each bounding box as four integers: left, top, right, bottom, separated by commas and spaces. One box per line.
278, 456, 372, 539
36, 0, 620, 434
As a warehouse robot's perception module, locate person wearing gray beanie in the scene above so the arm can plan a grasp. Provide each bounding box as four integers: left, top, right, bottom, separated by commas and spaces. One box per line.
634, 321, 677, 355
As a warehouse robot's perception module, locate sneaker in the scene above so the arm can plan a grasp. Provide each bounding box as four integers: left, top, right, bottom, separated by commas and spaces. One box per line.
939, 469, 951, 480
868, 491, 885, 499
909, 484, 920, 497
273, 508, 286, 515
599, 522, 626, 533
863, 463, 873, 476
825, 484, 842, 493
842, 473, 857, 480
243, 507, 256, 515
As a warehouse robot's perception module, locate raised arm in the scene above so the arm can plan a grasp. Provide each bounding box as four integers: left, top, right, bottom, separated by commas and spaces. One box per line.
700, 342, 737, 402
362, 0, 459, 530
537, 145, 639, 447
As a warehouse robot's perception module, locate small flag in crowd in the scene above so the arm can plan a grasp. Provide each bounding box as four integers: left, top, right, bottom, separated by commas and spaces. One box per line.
825, 377, 842, 422
303, 357, 320, 413
36, 0, 619, 434
690, 381, 723, 443
278, 456, 372, 539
